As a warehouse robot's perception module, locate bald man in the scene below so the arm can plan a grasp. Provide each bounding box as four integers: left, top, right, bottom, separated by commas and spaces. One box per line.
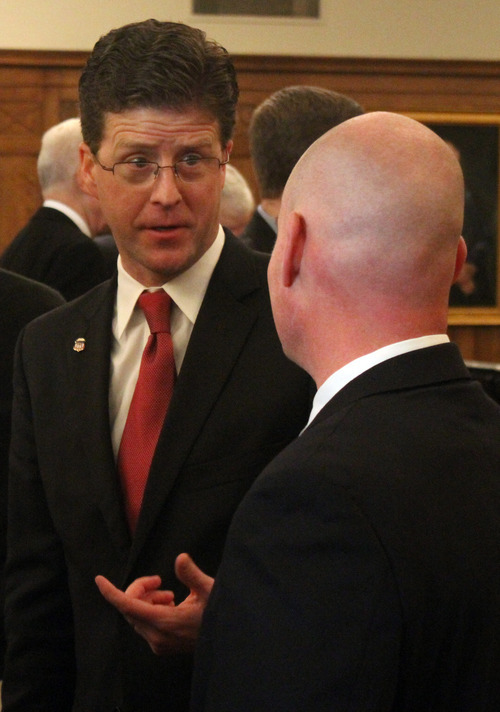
190, 112, 500, 711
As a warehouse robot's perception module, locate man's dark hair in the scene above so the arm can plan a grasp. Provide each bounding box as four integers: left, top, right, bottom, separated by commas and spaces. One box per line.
79, 19, 239, 154
249, 85, 364, 199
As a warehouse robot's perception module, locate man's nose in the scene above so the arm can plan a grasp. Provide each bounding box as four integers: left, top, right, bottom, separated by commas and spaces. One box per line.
149, 165, 183, 205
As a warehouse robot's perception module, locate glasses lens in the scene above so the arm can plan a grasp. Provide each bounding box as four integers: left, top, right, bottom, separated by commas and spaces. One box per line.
176, 157, 220, 183
115, 161, 157, 184
111, 157, 223, 184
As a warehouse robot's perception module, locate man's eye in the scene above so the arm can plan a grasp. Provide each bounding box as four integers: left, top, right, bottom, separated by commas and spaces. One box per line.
127, 158, 152, 169
181, 155, 203, 167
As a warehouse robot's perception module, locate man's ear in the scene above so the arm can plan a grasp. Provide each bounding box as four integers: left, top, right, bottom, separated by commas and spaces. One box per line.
224, 140, 233, 161
452, 236, 468, 283
79, 143, 99, 199
282, 210, 306, 288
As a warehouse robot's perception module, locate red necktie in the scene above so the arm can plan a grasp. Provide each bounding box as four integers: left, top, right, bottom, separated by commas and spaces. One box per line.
118, 290, 175, 532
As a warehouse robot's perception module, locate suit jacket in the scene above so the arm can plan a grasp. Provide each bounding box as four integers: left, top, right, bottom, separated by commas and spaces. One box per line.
94, 233, 119, 275
0, 207, 111, 300
192, 343, 500, 712
0, 269, 64, 676
240, 209, 277, 253
3, 233, 312, 712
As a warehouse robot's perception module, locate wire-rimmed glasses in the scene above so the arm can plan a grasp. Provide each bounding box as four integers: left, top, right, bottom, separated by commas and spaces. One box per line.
94, 154, 229, 185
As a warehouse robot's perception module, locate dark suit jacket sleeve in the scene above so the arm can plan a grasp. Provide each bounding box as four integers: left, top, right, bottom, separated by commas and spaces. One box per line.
192, 446, 402, 712
3, 328, 76, 711
0, 271, 64, 679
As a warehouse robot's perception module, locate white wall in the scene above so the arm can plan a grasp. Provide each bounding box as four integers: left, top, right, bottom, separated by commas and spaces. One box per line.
0, 0, 499, 60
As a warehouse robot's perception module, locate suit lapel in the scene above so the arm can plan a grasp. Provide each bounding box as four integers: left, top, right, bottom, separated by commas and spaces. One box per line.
130, 236, 263, 559
66, 279, 131, 553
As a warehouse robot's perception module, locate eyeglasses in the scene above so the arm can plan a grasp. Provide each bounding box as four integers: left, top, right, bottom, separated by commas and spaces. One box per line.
94, 154, 228, 185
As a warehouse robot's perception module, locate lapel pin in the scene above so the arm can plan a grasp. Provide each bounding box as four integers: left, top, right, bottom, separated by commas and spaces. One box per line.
73, 337, 86, 353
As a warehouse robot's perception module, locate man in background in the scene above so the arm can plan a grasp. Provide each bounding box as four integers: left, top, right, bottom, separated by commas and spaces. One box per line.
0, 269, 64, 677
191, 112, 500, 710
0, 118, 110, 300
2, 19, 311, 712
241, 85, 363, 252
219, 164, 255, 236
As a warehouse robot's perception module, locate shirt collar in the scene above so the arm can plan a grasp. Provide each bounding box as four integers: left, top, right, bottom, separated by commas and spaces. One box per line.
306, 334, 450, 428
114, 226, 225, 339
43, 199, 91, 237
257, 204, 277, 233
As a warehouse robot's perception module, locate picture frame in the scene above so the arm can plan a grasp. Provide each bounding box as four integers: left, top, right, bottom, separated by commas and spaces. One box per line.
192, 0, 320, 17
405, 112, 500, 325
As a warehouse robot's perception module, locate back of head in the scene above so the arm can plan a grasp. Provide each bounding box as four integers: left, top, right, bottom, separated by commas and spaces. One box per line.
271, 112, 466, 374
291, 112, 465, 304
79, 18, 239, 154
249, 85, 363, 199
220, 164, 255, 236
37, 118, 82, 194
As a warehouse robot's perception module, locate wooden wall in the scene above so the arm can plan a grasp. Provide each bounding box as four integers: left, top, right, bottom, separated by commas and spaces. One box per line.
1, 50, 500, 360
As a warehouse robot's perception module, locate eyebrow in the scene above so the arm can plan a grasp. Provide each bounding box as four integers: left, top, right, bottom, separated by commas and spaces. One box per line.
115, 137, 215, 152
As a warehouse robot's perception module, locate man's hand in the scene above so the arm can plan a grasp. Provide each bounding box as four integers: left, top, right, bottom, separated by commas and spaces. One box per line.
95, 553, 214, 655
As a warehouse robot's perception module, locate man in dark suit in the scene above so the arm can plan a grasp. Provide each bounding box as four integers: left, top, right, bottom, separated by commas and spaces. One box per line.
191, 112, 500, 710
0, 118, 110, 300
0, 269, 64, 676
240, 85, 363, 252
2, 19, 311, 712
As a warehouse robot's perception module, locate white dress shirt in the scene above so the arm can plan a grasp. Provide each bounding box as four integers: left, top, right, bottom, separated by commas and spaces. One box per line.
109, 227, 225, 458
305, 334, 450, 430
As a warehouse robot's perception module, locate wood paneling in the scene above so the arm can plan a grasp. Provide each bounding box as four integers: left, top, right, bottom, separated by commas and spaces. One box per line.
1, 50, 499, 360
0, 51, 86, 257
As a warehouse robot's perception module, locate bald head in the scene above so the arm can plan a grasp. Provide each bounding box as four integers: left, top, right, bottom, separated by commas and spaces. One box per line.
269, 112, 466, 383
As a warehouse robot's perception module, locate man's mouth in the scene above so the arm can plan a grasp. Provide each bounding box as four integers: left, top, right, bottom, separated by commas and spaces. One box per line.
147, 224, 186, 232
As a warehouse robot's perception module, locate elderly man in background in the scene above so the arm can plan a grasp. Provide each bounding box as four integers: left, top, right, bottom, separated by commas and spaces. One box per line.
0, 118, 109, 299
219, 164, 255, 237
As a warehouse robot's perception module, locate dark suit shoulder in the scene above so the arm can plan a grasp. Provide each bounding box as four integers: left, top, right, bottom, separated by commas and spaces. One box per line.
18, 277, 114, 343
0, 269, 65, 508
0, 269, 64, 334
216, 229, 271, 292
3, 207, 92, 255
0, 208, 109, 300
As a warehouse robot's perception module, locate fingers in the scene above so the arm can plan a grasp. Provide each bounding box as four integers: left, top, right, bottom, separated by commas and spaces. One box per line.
94, 566, 206, 656
95, 575, 142, 618
95, 575, 126, 607
117, 574, 175, 605
95, 574, 174, 617
124, 575, 163, 597
174, 553, 214, 601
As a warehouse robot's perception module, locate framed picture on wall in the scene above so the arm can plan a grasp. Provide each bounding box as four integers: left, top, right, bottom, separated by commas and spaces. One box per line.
192, 0, 320, 17
407, 112, 500, 325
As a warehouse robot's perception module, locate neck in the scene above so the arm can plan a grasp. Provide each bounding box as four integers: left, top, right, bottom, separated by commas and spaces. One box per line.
260, 197, 281, 220
303, 310, 449, 389
44, 190, 83, 219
